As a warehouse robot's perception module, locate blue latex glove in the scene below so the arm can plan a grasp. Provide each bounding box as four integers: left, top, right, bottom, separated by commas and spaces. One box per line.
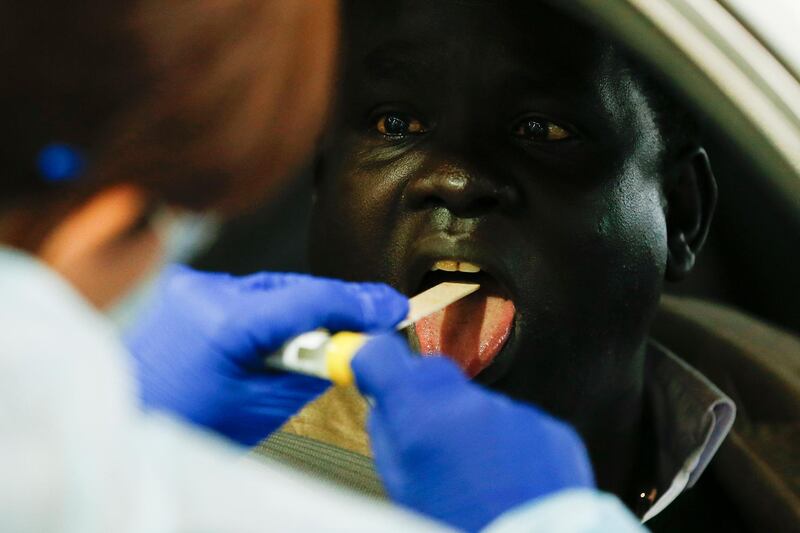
352, 334, 595, 533
126, 266, 408, 446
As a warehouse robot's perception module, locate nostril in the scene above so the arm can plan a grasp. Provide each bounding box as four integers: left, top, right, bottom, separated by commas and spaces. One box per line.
405, 165, 519, 214
416, 192, 500, 216
419, 195, 447, 210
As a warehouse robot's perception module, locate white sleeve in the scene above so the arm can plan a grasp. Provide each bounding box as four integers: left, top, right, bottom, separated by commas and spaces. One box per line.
482, 490, 647, 533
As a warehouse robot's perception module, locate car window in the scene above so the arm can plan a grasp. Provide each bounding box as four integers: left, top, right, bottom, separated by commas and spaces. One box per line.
722, 0, 800, 77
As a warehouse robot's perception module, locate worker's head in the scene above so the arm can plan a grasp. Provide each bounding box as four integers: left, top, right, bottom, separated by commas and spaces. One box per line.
1, 0, 338, 308
309, 0, 715, 423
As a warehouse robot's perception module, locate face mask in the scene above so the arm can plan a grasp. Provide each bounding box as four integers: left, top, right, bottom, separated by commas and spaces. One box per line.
107, 211, 220, 332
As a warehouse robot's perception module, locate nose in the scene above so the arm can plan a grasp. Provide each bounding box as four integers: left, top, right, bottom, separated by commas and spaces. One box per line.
405, 161, 519, 216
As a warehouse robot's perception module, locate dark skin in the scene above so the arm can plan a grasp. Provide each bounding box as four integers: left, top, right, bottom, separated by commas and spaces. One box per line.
309, 0, 716, 506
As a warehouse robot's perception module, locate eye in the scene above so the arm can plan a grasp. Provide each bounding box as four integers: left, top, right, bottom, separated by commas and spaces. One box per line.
512, 117, 572, 142
375, 112, 427, 137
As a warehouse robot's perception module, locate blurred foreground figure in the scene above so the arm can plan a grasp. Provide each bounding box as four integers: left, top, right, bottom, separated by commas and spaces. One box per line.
0, 1, 645, 532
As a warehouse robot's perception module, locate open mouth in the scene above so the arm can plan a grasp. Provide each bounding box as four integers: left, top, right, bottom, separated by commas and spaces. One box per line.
412, 260, 516, 377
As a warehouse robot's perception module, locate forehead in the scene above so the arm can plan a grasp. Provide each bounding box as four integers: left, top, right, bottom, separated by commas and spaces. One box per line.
342, 0, 623, 97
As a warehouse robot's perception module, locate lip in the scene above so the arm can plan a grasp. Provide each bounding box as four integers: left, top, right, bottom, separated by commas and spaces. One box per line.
404, 234, 517, 299
403, 233, 519, 383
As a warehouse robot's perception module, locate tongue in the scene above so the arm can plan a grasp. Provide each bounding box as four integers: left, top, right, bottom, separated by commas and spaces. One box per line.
415, 284, 515, 378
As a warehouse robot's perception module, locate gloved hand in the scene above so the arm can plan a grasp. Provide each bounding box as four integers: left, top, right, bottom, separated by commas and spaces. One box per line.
126, 266, 408, 446
352, 334, 595, 533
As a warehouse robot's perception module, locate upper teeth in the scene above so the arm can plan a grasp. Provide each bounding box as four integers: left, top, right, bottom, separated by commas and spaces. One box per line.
432, 260, 481, 273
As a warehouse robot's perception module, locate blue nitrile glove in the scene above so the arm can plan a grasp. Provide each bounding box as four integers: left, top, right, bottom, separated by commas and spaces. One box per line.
125, 266, 408, 446
352, 334, 595, 533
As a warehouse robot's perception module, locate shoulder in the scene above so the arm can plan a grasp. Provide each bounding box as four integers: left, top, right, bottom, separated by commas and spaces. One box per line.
0, 246, 136, 418
651, 295, 800, 533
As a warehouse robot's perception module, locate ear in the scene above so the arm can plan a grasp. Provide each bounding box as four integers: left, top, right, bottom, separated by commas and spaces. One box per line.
665, 148, 717, 281
39, 184, 165, 308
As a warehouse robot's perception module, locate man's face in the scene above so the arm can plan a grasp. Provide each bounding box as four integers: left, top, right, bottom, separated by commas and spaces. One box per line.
310, 0, 670, 419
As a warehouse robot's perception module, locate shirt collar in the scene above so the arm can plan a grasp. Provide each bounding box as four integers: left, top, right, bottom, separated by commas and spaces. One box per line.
642, 340, 736, 521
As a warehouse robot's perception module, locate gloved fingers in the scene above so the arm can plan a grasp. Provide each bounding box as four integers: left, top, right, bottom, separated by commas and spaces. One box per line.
239, 272, 404, 305
238, 271, 321, 291
163, 267, 408, 328
161, 266, 332, 296
353, 335, 468, 402
214, 416, 280, 447
366, 409, 410, 498
532, 415, 596, 487
233, 280, 408, 357
404, 355, 468, 389
239, 271, 405, 292
245, 372, 331, 402
211, 375, 330, 446
351, 333, 418, 399
160, 263, 232, 289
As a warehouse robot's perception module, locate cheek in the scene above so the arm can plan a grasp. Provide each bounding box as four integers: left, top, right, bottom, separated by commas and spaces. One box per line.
602, 178, 668, 282
541, 177, 668, 335
583, 179, 668, 340
309, 157, 408, 281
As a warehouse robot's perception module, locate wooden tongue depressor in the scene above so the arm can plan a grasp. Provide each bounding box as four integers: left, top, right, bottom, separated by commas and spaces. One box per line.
396, 282, 481, 330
